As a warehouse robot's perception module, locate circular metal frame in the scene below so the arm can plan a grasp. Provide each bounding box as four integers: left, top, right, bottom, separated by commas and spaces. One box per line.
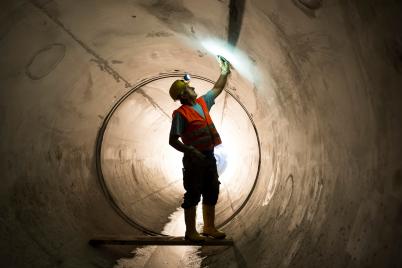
95, 71, 262, 236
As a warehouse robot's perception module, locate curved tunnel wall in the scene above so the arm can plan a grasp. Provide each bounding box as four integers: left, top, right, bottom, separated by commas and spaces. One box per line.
1, 0, 402, 267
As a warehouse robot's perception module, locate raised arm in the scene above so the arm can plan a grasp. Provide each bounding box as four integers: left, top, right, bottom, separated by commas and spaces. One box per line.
211, 73, 230, 98
211, 56, 231, 98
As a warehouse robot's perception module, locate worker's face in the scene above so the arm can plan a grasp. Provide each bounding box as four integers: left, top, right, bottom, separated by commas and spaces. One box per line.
183, 85, 197, 100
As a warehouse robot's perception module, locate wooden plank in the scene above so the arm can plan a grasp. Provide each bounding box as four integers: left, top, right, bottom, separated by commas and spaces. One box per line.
89, 236, 234, 246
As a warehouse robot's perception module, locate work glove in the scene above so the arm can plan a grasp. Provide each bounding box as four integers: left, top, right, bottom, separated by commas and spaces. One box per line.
218, 55, 231, 75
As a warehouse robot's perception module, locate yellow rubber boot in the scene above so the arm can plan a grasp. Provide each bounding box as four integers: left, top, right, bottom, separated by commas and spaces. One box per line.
184, 206, 206, 242
201, 204, 226, 239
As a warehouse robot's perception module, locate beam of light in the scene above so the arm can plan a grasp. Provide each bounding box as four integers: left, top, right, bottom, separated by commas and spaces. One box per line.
201, 38, 259, 84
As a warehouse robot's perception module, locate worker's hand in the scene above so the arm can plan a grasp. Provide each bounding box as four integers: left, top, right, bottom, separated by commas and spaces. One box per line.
218, 55, 231, 75
185, 146, 206, 160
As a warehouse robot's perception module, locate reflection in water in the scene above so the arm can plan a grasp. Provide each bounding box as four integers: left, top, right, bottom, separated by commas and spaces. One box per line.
114, 207, 203, 268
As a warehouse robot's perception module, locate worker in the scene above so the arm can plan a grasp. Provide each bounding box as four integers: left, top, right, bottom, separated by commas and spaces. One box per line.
168, 57, 231, 242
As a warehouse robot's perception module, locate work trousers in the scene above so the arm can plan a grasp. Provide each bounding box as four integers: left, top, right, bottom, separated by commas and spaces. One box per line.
181, 150, 220, 209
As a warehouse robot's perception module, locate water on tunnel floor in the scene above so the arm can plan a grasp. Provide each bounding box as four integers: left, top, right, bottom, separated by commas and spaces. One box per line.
114, 208, 203, 268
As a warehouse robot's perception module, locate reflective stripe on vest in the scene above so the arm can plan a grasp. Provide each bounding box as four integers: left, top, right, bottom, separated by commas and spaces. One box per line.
172, 97, 222, 151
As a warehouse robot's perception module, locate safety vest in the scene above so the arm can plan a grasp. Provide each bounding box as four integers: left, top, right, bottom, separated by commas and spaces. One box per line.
173, 97, 222, 151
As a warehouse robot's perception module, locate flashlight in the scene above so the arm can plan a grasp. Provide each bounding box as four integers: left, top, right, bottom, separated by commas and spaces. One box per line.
202, 38, 256, 82
217, 55, 228, 64
217, 55, 233, 69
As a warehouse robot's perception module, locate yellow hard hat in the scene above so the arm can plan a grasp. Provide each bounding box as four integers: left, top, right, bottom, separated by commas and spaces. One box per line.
169, 80, 187, 101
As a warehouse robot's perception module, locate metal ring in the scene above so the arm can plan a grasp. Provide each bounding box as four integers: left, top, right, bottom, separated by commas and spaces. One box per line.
95, 71, 262, 235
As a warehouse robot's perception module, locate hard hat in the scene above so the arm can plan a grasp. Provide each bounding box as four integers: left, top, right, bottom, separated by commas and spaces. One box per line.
169, 79, 187, 101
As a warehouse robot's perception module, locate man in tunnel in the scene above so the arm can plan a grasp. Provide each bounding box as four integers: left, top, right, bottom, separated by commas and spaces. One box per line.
168, 57, 231, 242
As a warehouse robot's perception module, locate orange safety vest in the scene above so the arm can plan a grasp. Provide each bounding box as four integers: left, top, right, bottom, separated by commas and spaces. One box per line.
172, 97, 222, 151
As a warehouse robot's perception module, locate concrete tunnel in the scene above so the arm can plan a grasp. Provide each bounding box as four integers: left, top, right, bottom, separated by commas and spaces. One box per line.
1, 0, 402, 267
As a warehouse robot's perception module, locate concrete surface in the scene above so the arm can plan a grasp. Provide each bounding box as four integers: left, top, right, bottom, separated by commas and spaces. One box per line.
1, 0, 402, 267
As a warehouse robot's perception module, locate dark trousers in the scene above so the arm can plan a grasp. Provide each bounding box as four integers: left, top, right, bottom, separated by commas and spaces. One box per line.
181, 150, 220, 209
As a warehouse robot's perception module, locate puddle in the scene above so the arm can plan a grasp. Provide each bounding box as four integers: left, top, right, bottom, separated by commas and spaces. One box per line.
114, 207, 204, 268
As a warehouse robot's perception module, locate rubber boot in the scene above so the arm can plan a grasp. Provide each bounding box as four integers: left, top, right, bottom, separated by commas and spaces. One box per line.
201, 204, 226, 239
184, 206, 206, 242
